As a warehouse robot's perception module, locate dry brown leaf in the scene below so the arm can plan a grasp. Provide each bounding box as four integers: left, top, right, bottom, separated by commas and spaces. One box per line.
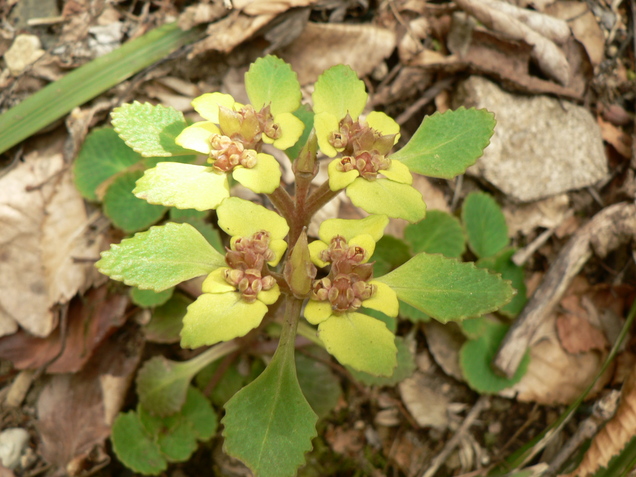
562, 368, 636, 477
454, 0, 570, 85
597, 116, 633, 158
556, 314, 609, 354
36, 327, 144, 475
233, 0, 316, 15
501, 317, 612, 405
399, 371, 450, 430
0, 286, 128, 373
178, 3, 227, 30
546, 1, 604, 66
503, 194, 570, 236
190, 12, 275, 57
280, 22, 396, 85
0, 145, 102, 338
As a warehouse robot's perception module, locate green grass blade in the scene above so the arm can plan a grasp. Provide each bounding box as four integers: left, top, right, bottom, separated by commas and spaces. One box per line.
0, 22, 204, 155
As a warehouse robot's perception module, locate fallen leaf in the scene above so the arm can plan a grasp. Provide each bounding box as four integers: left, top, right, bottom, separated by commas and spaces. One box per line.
597, 115, 633, 158
233, 0, 317, 15
280, 22, 396, 85
556, 313, 609, 354
399, 371, 450, 430
0, 143, 103, 338
0, 286, 128, 373
36, 326, 144, 475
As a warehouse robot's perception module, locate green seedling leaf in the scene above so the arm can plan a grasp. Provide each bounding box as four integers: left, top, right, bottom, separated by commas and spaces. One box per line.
111, 101, 192, 157
170, 208, 224, 253
296, 349, 342, 419
131, 286, 174, 308
144, 292, 190, 343
181, 386, 218, 440
346, 178, 426, 223
460, 318, 530, 393
111, 411, 166, 475
245, 55, 301, 116
169, 207, 208, 221
319, 313, 397, 376
285, 105, 314, 161
477, 248, 527, 317
349, 336, 416, 386
404, 210, 466, 258
312, 64, 367, 120
223, 328, 318, 477
391, 107, 495, 179
195, 358, 265, 408
73, 127, 141, 201
96, 222, 225, 291
372, 235, 412, 276
462, 192, 509, 259
399, 300, 430, 322
460, 316, 491, 340
103, 171, 168, 233
376, 253, 514, 323
134, 162, 230, 211
137, 342, 238, 417
138, 404, 198, 462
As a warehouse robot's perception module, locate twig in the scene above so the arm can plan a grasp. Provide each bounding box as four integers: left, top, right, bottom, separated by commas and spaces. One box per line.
419, 396, 490, 477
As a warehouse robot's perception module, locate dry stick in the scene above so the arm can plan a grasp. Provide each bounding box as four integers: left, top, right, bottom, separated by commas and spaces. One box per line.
419, 396, 490, 477
494, 202, 636, 379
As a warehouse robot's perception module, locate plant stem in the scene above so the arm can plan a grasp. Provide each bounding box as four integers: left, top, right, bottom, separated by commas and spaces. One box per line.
304, 181, 340, 220
296, 320, 325, 348
279, 295, 303, 350
268, 186, 295, 224
181, 340, 241, 377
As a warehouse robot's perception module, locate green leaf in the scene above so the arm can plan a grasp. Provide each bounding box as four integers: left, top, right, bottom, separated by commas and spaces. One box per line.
195, 358, 265, 408
73, 127, 141, 201
462, 192, 509, 259
137, 405, 198, 462
0, 23, 204, 156
391, 107, 495, 179
134, 162, 230, 211
404, 210, 466, 258
223, 329, 318, 477
144, 292, 190, 343
477, 248, 527, 318
372, 235, 412, 276
376, 253, 514, 323
245, 55, 301, 116
312, 65, 367, 120
460, 319, 529, 393
131, 286, 174, 307
111, 101, 192, 157
318, 313, 397, 376
348, 336, 416, 386
103, 171, 168, 233
296, 349, 342, 419
181, 386, 218, 440
284, 105, 314, 161
96, 222, 225, 291
346, 178, 426, 223
170, 208, 224, 253
399, 300, 430, 322
137, 342, 238, 417
111, 411, 166, 475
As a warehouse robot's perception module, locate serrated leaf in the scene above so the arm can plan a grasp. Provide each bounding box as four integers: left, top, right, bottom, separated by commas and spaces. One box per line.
348, 336, 416, 386
460, 319, 530, 393
284, 105, 314, 161
111, 101, 192, 157
399, 300, 430, 322
170, 208, 224, 253
134, 162, 230, 211
144, 292, 190, 343
223, 329, 318, 477
477, 248, 527, 317
391, 107, 495, 179
96, 222, 225, 291
181, 386, 218, 440
111, 411, 166, 475
73, 127, 141, 201
296, 349, 342, 419
372, 235, 412, 276
404, 210, 466, 258
131, 286, 174, 307
462, 192, 509, 259
137, 404, 198, 462
312, 65, 367, 120
245, 55, 301, 116
376, 253, 514, 323
103, 170, 168, 233
195, 358, 265, 408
